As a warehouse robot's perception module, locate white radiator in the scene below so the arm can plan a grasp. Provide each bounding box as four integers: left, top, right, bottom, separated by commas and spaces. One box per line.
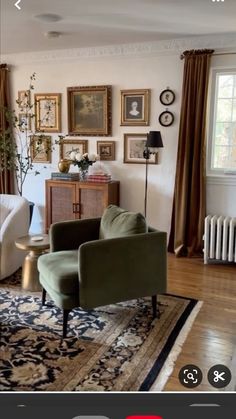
204, 215, 236, 264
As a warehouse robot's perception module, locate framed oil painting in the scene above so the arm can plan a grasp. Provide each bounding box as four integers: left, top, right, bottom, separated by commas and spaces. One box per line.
30, 135, 52, 163
124, 133, 158, 164
67, 85, 112, 136
34, 93, 61, 133
97, 141, 115, 161
120, 89, 150, 126
59, 138, 88, 160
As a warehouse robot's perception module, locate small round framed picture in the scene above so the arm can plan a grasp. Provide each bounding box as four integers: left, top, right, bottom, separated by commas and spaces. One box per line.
160, 89, 175, 106
159, 110, 174, 127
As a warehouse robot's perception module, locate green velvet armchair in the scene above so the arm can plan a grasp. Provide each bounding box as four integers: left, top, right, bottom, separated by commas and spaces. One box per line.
38, 206, 167, 338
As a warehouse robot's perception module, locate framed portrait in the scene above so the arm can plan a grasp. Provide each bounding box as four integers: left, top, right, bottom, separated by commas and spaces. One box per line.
17, 90, 30, 111
160, 88, 175, 105
30, 135, 51, 163
124, 133, 158, 164
67, 85, 112, 136
159, 110, 174, 127
97, 141, 115, 161
18, 113, 31, 131
34, 93, 61, 133
59, 139, 88, 160
120, 89, 150, 126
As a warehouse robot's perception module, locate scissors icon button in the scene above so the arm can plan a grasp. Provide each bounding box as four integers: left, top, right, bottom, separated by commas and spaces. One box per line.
213, 370, 225, 383
208, 365, 231, 388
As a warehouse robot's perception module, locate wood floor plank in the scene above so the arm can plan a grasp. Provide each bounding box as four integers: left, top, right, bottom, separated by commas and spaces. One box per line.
164, 254, 236, 391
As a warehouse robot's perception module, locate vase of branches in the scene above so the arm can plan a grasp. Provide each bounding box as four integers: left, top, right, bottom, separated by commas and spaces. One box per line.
0, 73, 51, 223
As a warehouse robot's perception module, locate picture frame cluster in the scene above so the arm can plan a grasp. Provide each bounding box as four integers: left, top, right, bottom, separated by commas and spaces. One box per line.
17, 83, 173, 166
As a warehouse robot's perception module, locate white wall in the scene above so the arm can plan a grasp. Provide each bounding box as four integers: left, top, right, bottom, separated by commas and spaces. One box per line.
6, 45, 236, 235
9, 54, 183, 233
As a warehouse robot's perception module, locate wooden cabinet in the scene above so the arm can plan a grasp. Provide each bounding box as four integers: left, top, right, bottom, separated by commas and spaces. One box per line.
45, 179, 120, 232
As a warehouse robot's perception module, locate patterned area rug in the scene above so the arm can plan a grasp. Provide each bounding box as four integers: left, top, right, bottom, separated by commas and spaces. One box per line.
0, 271, 202, 391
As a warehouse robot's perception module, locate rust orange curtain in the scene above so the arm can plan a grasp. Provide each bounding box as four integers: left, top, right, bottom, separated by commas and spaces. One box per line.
0, 63, 14, 194
168, 49, 214, 257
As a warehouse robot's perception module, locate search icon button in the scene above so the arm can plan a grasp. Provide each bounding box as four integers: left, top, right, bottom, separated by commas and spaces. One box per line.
179, 365, 203, 388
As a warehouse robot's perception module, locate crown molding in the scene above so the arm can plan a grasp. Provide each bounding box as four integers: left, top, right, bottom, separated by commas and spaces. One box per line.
2, 33, 236, 65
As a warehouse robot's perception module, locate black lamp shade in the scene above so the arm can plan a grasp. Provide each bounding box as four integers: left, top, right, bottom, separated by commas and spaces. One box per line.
146, 131, 163, 148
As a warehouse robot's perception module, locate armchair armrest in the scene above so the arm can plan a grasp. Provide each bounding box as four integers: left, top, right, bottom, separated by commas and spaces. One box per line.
50, 218, 101, 252
78, 231, 167, 309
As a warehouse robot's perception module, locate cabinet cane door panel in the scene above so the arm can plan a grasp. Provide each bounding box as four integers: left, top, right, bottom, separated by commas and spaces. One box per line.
49, 183, 78, 225
45, 180, 119, 232
79, 188, 105, 219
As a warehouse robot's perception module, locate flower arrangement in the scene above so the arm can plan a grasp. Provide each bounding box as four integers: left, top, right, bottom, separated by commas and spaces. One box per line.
69, 151, 99, 179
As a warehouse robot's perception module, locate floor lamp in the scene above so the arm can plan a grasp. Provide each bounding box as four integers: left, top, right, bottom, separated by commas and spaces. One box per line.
143, 131, 163, 218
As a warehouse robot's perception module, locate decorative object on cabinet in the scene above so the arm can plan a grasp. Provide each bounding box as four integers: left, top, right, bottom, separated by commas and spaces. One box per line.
143, 131, 163, 217
51, 172, 80, 181
123, 133, 157, 164
97, 141, 115, 161
45, 179, 120, 233
58, 159, 71, 173
59, 138, 88, 160
30, 135, 52, 163
67, 85, 112, 136
70, 153, 99, 181
34, 93, 61, 132
17, 90, 30, 111
120, 89, 150, 126
159, 110, 174, 127
159, 88, 175, 105
87, 174, 112, 183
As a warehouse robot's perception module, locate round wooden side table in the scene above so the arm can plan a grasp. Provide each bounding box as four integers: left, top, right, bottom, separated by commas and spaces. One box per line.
15, 234, 50, 292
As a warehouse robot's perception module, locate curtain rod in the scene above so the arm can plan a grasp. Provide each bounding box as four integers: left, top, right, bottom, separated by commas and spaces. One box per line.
213, 52, 236, 57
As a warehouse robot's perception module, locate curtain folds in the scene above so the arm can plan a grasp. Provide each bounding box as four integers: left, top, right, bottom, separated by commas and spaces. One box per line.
168, 49, 214, 257
0, 63, 14, 194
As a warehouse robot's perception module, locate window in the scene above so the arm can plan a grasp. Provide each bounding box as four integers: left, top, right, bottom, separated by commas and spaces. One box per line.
208, 69, 236, 175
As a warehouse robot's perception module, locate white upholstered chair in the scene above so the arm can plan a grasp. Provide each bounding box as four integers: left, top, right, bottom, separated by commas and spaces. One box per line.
0, 194, 29, 280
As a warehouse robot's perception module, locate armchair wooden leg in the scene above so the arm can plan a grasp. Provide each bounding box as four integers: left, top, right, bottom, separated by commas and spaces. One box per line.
42, 288, 46, 306
152, 295, 157, 318
63, 309, 70, 339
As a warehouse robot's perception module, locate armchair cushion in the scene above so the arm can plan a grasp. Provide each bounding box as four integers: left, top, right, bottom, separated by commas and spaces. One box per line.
0, 204, 10, 225
38, 250, 79, 294
99, 205, 147, 239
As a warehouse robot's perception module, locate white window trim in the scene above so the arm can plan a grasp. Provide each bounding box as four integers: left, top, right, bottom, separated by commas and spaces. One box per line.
206, 67, 236, 182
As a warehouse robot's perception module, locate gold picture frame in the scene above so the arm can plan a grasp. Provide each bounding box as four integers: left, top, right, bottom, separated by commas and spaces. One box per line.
30, 135, 52, 163
124, 133, 158, 164
97, 141, 115, 161
35, 93, 61, 133
17, 90, 30, 111
120, 89, 150, 126
59, 139, 88, 160
67, 85, 112, 136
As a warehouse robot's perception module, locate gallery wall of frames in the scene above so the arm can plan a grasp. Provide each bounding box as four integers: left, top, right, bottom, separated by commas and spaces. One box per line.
8, 52, 185, 234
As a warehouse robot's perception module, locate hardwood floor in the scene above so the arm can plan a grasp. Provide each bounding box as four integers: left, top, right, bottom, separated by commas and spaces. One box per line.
164, 254, 236, 391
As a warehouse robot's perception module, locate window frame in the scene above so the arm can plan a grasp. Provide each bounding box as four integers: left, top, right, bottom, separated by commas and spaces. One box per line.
207, 67, 236, 179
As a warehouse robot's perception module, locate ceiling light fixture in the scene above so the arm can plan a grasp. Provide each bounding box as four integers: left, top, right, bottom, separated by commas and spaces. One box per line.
34, 13, 62, 22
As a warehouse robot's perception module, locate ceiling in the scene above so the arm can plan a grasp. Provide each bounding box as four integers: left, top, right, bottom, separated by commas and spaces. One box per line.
1, 0, 236, 55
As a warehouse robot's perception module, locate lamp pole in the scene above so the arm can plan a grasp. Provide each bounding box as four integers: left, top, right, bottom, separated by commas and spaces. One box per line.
143, 131, 163, 219
144, 146, 150, 218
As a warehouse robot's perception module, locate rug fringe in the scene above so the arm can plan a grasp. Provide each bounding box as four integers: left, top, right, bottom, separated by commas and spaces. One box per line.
150, 300, 203, 391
